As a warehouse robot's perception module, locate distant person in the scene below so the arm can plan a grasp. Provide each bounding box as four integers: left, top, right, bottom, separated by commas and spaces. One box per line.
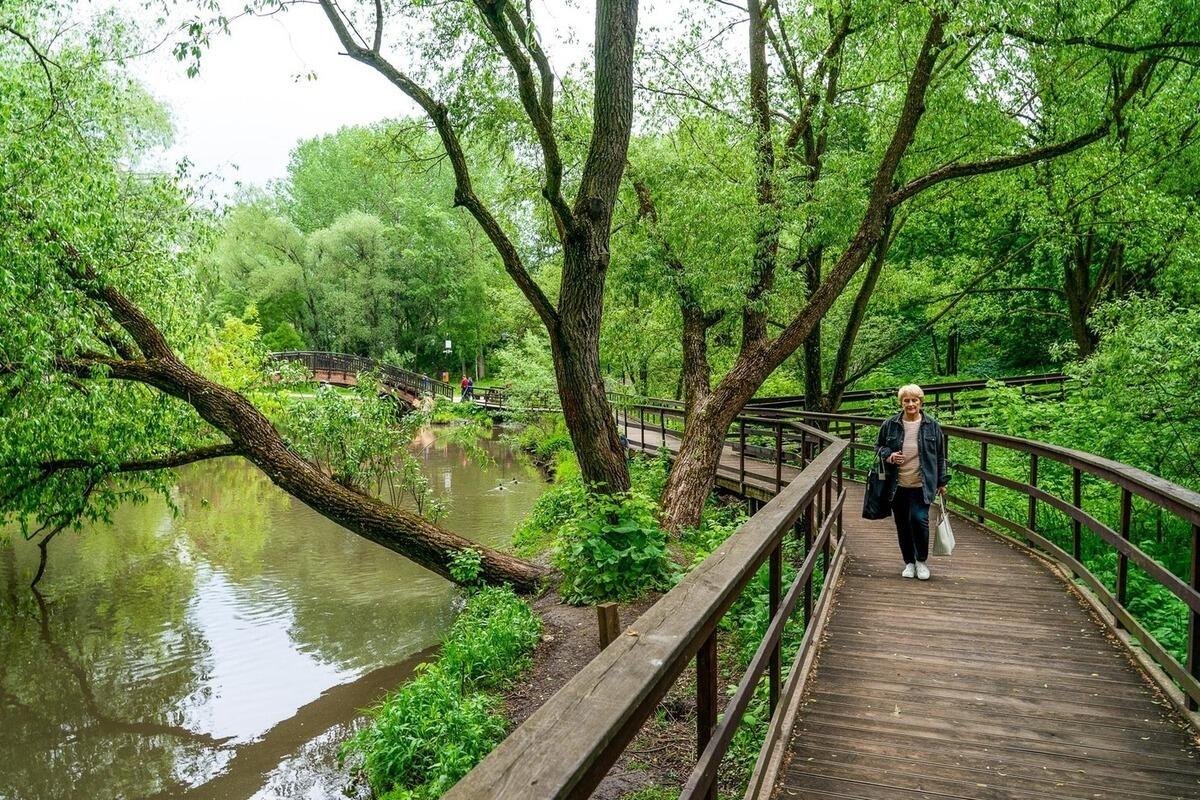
874, 384, 950, 581
464, 377, 474, 401
460, 375, 469, 395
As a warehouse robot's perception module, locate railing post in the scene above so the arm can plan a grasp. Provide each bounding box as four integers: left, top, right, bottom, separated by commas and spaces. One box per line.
640, 406, 645, 448
660, 409, 666, 449
739, 421, 747, 494
1072, 468, 1083, 562
775, 424, 784, 494
822, 482, 832, 569
977, 442, 988, 523
800, 430, 808, 469
800, 518, 813, 624
1117, 488, 1132, 619
1190, 524, 1200, 712
696, 632, 718, 800
1028, 454, 1039, 533
849, 423, 857, 475
769, 543, 782, 712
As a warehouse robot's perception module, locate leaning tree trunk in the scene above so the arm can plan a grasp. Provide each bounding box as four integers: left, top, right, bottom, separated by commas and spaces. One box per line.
661, 356, 767, 532
99, 350, 547, 591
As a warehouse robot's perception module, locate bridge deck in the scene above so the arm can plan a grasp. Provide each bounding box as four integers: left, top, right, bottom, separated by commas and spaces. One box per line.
775, 482, 1200, 800
621, 419, 1200, 799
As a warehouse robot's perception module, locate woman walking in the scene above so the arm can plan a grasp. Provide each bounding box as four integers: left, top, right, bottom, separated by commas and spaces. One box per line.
874, 384, 950, 580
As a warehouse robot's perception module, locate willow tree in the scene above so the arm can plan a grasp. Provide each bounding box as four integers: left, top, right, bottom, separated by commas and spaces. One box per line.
0, 6, 544, 591
626, 0, 1199, 530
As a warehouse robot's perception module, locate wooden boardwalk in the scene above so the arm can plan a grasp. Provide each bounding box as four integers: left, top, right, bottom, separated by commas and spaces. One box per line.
620, 417, 1200, 799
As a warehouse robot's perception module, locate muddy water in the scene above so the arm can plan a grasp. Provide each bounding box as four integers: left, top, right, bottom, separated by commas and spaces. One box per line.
0, 431, 544, 800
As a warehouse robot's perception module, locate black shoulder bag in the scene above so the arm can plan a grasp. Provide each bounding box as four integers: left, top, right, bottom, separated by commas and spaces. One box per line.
861, 451, 895, 520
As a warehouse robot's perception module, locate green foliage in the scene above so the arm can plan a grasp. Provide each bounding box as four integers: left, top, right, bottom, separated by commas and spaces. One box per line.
448, 548, 484, 587
937, 297, 1200, 663
554, 490, 677, 605
341, 586, 541, 799
438, 585, 542, 689
510, 476, 587, 558
208, 124, 534, 375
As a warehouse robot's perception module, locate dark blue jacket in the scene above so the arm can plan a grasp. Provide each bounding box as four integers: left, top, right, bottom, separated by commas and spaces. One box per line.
874, 411, 951, 505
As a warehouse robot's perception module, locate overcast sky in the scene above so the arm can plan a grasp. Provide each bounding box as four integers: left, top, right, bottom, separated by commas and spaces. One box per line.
114, 1, 623, 198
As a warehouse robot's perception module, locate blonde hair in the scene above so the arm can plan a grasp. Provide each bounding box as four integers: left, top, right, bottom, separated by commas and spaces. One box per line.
897, 383, 925, 401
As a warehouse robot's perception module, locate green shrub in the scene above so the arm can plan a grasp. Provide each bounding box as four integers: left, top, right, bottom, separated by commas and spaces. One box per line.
342, 586, 541, 799
448, 548, 483, 587
439, 586, 542, 689
351, 666, 506, 800
510, 476, 587, 556
555, 490, 677, 605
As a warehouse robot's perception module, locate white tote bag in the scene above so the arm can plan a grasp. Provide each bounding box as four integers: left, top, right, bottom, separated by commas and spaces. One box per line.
933, 495, 955, 556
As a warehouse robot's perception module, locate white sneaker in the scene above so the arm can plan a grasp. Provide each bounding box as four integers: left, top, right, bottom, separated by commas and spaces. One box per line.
916, 561, 930, 581
901, 563, 916, 579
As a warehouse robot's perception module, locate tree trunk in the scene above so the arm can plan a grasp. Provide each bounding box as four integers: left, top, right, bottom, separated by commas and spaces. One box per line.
662, 356, 765, 531
97, 353, 547, 591
553, 237, 630, 493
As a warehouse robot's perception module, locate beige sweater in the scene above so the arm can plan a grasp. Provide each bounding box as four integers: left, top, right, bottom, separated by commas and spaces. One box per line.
898, 418, 923, 488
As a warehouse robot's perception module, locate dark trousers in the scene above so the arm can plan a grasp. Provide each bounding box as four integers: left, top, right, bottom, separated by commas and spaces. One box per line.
892, 486, 930, 563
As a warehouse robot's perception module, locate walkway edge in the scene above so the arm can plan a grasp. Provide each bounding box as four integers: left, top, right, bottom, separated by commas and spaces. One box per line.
743, 541, 849, 800
999, 526, 1200, 737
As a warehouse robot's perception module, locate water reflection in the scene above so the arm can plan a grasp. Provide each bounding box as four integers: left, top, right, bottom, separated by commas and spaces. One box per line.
0, 430, 544, 799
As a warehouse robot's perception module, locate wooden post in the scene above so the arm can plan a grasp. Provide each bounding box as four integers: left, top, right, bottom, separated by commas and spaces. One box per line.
1190, 524, 1200, 712
775, 424, 784, 494
822, 483, 832, 569
696, 632, 718, 800
1117, 488, 1132, 617
739, 421, 747, 493
597, 603, 620, 651
660, 410, 666, 449
769, 543, 782, 712
1028, 454, 1039, 534
849, 423, 857, 475
978, 442, 988, 523
1072, 468, 1083, 562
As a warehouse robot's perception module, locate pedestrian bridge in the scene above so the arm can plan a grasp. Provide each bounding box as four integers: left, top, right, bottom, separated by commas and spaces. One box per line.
270, 352, 1200, 798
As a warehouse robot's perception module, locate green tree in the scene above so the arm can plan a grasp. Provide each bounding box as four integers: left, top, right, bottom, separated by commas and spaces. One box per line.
0, 5, 544, 590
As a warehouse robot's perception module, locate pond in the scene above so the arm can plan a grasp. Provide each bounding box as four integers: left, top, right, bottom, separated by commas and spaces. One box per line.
0, 430, 545, 800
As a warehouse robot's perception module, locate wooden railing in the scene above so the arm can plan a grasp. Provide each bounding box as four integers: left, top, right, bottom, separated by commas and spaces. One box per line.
448, 418, 848, 799
742, 372, 1068, 415
795, 409, 1200, 710
268, 351, 455, 399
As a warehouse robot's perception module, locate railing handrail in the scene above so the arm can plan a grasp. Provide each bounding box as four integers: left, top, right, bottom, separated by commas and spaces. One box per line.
791, 409, 1200, 528
743, 372, 1068, 408
446, 440, 848, 799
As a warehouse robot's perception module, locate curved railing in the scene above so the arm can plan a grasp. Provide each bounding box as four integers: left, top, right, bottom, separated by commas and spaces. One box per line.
793, 408, 1200, 710
449, 414, 848, 799
743, 372, 1068, 414
267, 351, 455, 400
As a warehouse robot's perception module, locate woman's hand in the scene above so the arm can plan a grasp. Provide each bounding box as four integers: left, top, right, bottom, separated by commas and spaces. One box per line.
937, 485, 946, 496
888, 451, 904, 465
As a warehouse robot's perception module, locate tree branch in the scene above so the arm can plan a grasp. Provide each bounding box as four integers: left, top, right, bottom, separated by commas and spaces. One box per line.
477, 0, 575, 239
20, 443, 244, 479
1001, 26, 1200, 55
890, 56, 1161, 205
